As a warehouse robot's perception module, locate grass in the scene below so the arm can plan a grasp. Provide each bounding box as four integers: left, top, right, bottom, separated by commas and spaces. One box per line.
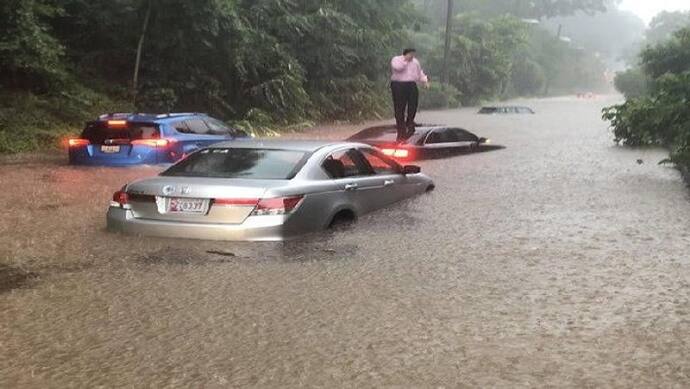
0, 86, 133, 154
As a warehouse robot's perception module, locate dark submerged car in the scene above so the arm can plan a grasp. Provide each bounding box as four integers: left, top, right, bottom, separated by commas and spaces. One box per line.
478, 106, 535, 114
347, 124, 502, 161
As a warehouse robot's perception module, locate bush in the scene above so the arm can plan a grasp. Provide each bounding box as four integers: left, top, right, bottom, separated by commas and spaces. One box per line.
613, 68, 649, 99
419, 83, 461, 110
510, 57, 546, 96
604, 28, 690, 173
309, 76, 390, 122
603, 71, 690, 167
0, 83, 131, 153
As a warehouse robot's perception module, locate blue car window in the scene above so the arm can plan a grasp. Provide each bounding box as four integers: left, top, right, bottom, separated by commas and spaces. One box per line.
82, 122, 160, 145
173, 121, 192, 134
205, 118, 232, 136
185, 119, 210, 135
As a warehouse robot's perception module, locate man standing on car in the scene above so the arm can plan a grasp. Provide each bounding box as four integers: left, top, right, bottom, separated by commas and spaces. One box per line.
391, 48, 430, 142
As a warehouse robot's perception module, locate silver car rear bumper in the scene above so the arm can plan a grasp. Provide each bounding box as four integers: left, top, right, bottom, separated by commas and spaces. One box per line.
107, 207, 291, 241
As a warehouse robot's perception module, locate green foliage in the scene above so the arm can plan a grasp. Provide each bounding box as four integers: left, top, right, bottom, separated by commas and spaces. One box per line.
414, 3, 611, 103
414, 0, 608, 22
543, 7, 646, 68
0, 0, 418, 153
646, 11, 690, 44
0, 0, 622, 154
641, 28, 690, 79
309, 77, 390, 121
613, 68, 648, 99
0, 84, 132, 153
0, 0, 65, 89
510, 57, 546, 96
604, 28, 690, 171
231, 108, 315, 137
419, 83, 460, 110
427, 14, 529, 105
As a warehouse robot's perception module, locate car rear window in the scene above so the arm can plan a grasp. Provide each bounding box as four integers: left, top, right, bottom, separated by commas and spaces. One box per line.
82, 122, 160, 144
349, 126, 404, 142
161, 148, 309, 179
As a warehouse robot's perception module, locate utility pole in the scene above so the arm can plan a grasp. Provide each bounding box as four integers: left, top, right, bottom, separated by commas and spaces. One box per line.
441, 0, 454, 85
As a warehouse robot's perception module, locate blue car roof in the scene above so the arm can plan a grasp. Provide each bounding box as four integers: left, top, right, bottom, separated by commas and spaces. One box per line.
96, 113, 207, 123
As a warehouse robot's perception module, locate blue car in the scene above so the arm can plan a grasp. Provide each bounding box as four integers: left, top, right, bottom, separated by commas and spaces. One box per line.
68, 113, 249, 166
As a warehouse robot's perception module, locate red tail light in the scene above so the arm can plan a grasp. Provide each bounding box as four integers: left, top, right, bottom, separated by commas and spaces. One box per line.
111, 190, 129, 208
252, 195, 304, 216
131, 138, 175, 147
68, 138, 90, 147
381, 148, 410, 159
214, 198, 260, 206
393, 149, 409, 158
107, 120, 127, 128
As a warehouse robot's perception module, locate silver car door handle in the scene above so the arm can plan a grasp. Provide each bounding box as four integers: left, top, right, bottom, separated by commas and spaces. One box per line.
344, 183, 358, 191
384, 180, 395, 187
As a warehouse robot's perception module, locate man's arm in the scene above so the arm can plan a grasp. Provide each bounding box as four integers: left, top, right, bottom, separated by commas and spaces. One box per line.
416, 60, 430, 86
391, 56, 408, 72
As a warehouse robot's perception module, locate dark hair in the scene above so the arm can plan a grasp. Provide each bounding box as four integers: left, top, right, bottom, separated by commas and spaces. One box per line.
403, 48, 416, 55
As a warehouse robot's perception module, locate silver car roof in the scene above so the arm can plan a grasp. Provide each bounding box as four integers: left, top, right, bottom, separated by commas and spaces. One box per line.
209, 139, 349, 152
208, 139, 376, 154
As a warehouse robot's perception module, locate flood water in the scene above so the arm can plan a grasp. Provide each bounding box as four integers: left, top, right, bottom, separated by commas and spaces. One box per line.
1, 96, 689, 387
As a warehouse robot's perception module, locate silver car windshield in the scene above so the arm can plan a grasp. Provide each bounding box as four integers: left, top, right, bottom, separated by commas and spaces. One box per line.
162, 148, 308, 179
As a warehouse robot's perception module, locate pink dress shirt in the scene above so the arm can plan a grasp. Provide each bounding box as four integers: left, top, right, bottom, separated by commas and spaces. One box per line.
391, 56, 429, 83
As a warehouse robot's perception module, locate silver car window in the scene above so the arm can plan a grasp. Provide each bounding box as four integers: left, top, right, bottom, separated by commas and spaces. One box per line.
426, 128, 459, 144
162, 148, 308, 179
452, 128, 478, 142
322, 149, 369, 179
360, 149, 401, 175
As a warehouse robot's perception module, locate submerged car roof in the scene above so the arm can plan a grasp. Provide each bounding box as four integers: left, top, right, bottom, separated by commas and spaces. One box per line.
348, 124, 444, 143
478, 106, 535, 113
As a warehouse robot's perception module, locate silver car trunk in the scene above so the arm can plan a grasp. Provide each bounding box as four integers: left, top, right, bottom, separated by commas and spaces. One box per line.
125, 177, 288, 224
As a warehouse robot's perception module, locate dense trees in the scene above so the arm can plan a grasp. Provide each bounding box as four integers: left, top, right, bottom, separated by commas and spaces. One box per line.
1, 0, 617, 153
411, 1, 612, 105
417, 0, 609, 24
0, 0, 65, 89
424, 14, 530, 105
1, 1, 417, 151
604, 28, 690, 172
646, 11, 690, 44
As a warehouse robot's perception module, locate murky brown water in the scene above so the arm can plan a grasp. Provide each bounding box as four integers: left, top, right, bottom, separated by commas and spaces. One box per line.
1, 96, 689, 387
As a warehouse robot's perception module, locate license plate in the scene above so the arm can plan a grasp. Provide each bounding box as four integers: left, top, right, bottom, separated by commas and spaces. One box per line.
101, 145, 120, 153
167, 198, 208, 214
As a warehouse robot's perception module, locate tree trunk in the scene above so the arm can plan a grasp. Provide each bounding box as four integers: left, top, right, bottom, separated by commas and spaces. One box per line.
132, 0, 152, 104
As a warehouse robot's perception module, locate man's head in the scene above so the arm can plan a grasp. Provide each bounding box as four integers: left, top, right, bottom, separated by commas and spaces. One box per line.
403, 48, 416, 61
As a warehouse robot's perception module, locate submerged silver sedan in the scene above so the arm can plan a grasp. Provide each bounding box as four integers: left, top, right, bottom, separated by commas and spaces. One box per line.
107, 140, 434, 241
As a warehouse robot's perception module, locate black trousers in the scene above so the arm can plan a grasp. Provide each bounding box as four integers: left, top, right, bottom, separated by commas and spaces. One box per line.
391, 81, 419, 141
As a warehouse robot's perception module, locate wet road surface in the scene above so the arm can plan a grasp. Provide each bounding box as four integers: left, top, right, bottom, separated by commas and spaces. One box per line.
1, 96, 689, 387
